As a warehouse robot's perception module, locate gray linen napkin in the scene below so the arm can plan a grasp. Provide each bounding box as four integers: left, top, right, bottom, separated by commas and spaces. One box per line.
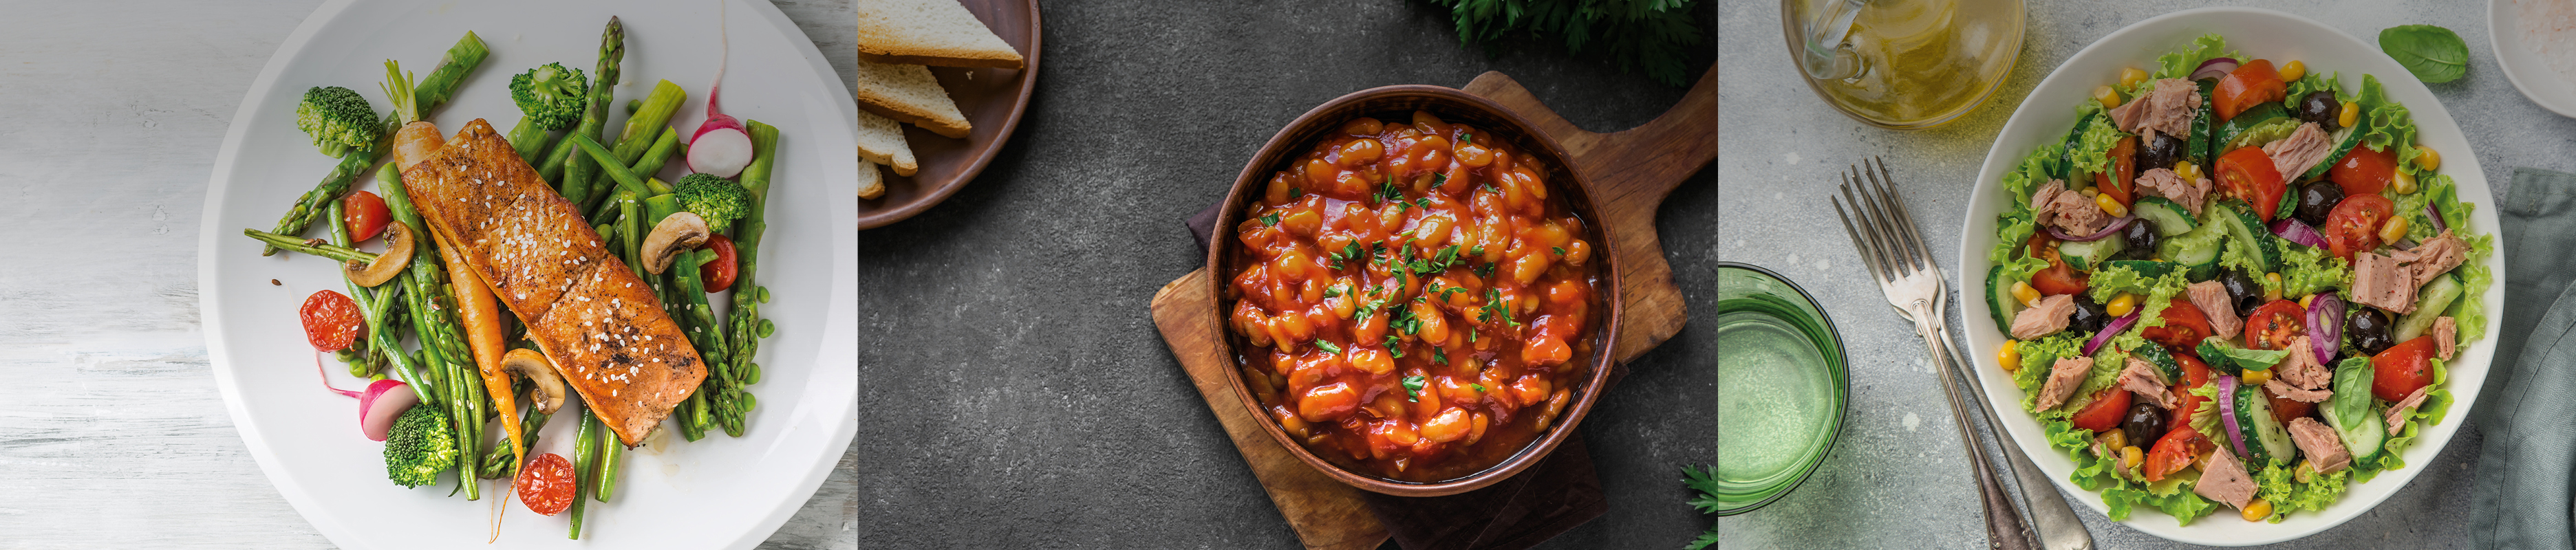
2469, 167, 2576, 549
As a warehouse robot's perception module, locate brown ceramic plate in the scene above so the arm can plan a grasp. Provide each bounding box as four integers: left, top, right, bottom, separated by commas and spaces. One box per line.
1205, 85, 1624, 497
854, 0, 1040, 230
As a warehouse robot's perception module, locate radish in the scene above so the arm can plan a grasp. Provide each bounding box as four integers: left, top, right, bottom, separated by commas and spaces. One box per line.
312, 351, 418, 441
687, 11, 755, 178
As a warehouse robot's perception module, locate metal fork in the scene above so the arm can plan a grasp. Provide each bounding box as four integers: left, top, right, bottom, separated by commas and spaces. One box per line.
1833, 157, 2094, 550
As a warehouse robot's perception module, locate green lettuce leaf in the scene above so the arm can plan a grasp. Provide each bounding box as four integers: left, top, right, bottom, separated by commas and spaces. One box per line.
2017, 333, 2088, 413
2068, 113, 2129, 179
2254, 461, 2352, 522
2285, 70, 2346, 103
2087, 263, 2151, 303
2224, 117, 2306, 151
2355, 74, 2418, 157
2004, 144, 2063, 211
2451, 233, 2496, 342
2220, 234, 2280, 295
2187, 383, 2222, 436
2156, 34, 2243, 80
2392, 175, 2467, 243
2280, 244, 2351, 298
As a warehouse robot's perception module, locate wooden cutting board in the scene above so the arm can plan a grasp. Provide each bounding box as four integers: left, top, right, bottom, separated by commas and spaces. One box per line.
1148, 68, 1715, 550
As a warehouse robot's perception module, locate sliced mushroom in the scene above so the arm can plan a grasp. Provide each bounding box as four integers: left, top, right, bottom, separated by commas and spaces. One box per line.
640, 212, 711, 274
342, 222, 414, 287
501, 348, 569, 415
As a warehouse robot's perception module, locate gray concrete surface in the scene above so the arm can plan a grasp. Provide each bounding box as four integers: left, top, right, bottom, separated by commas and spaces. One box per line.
1717, 0, 2576, 548
852, 1, 1719, 549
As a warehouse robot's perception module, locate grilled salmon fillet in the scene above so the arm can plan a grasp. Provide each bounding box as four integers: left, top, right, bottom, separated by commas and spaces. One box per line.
400, 119, 704, 446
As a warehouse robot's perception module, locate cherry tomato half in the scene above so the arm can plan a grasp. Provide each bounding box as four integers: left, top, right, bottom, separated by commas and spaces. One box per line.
2329, 144, 2399, 197
2144, 300, 2215, 349
343, 190, 391, 242
2096, 136, 2138, 206
2071, 388, 2134, 432
299, 290, 363, 351
2169, 351, 2214, 429
2372, 336, 2438, 403
2032, 257, 2091, 297
2144, 425, 2213, 482
2323, 193, 2396, 262
2213, 59, 2289, 122
700, 234, 739, 292
2245, 300, 2306, 351
515, 452, 577, 516
2216, 146, 2288, 223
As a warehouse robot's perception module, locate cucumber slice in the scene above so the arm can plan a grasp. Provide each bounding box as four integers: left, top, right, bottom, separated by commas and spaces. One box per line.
2101, 260, 2177, 280
2213, 200, 2282, 274
2394, 272, 2465, 342
2059, 237, 2127, 272
2301, 124, 2364, 183
2190, 79, 2218, 164
2199, 340, 2241, 376
2157, 217, 2226, 281
1987, 264, 2025, 333
2136, 342, 2184, 380
2214, 102, 2290, 153
2057, 113, 2101, 182
2132, 197, 2198, 236
2235, 382, 2297, 466
2319, 396, 2387, 463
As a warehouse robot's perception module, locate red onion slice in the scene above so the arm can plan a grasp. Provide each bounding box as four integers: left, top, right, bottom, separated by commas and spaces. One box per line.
2306, 293, 2345, 366
2046, 216, 2138, 241
2270, 219, 2328, 248
2216, 375, 2247, 456
2083, 311, 2141, 356
2192, 58, 2242, 81
2425, 203, 2449, 234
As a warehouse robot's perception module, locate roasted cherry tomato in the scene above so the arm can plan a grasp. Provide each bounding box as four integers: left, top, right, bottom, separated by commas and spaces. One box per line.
2143, 301, 2215, 349
2071, 388, 2134, 432
2215, 146, 2288, 223
2144, 425, 2214, 482
515, 452, 577, 516
2245, 300, 2306, 351
2032, 256, 2091, 296
2213, 59, 2290, 122
700, 234, 739, 292
2169, 351, 2214, 429
2329, 144, 2399, 197
2323, 193, 2396, 261
2096, 136, 2139, 206
299, 289, 363, 351
2372, 336, 2438, 402
343, 190, 391, 242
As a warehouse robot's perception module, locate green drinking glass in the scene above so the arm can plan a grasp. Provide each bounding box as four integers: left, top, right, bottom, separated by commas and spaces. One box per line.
1715, 262, 1849, 515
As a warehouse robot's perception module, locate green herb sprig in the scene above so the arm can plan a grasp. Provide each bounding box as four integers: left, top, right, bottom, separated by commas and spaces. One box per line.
1421, 0, 1707, 87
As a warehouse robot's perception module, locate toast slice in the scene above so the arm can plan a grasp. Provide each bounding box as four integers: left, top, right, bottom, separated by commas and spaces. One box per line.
854, 0, 1024, 69
855, 109, 918, 177
400, 119, 706, 446
858, 159, 886, 199
852, 60, 972, 139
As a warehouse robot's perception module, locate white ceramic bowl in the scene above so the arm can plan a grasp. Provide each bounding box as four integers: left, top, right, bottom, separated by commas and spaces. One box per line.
2489, 0, 2576, 118
1955, 7, 2504, 546
195, 1, 859, 548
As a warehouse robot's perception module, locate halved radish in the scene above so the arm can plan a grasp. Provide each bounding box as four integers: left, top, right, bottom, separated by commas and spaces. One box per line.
687, 17, 756, 178
358, 379, 419, 441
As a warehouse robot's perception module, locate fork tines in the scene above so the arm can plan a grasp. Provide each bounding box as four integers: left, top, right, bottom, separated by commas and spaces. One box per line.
1832, 156, 1934, 282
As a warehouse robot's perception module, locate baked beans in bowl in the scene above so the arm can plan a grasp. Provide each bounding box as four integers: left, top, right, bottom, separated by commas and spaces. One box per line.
1208, 86, 1620, 496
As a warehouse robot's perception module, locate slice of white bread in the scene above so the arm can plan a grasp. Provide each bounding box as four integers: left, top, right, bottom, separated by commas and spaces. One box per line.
852, 60, 972, 139
855, 109, 919, 177
858, 158, 886, 199
854, 0, 1024, 69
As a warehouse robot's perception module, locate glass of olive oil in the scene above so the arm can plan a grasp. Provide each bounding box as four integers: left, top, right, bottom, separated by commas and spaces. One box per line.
1779, 0, 2027, 130
1715, 263, 1849, 515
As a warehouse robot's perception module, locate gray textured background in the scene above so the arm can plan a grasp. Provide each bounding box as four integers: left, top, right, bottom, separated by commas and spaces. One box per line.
1719, 0, 2576, 548
0, 1, 857, 548
852, 1, 1719, 549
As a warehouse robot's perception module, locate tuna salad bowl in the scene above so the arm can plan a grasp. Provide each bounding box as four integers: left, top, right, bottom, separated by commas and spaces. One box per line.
1955, 8, 2504, 546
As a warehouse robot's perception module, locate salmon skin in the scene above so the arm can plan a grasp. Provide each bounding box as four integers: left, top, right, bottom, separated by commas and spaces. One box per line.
400, 119, 704, 446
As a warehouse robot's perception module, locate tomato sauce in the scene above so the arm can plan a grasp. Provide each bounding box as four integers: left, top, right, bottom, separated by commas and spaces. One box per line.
1226, 111, 1604, 483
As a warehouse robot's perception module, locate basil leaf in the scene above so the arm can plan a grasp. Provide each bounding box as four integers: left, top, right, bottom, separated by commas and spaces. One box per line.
2379, 25, 2469, 84
2329, 357, 2375, 425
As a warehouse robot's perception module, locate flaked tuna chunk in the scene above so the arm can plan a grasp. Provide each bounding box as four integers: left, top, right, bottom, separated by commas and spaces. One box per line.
2351, 252, 2419, 314
2134, 167, 2213, 215
2263, 122, 2335, 181
2012, 294, 2079, 340
2120, 357, 2178, 409
2032, 179, 2112, 236
2435, 316, 2458, 360
2288, 417, 2352, 474
2394, 230, 2469, 288
2037, 356, 2094, 412
2108, 78, 2202, 144
2275, 336, 2332, 389
2187, 280, 2244, 339
2193, 443, 2258, 509
2387, 386, 2432, 436
2265, 377, 2334, 403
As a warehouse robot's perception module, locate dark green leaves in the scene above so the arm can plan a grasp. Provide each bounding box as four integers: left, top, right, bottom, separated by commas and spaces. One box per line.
1375, 177, 1404, 204
1685, 465, 1721, 549
2379, 25, 2469, 83
1258, 212, 1280, 226
1402, 375, 1428, 402
1479, 288, 1523, 327
1424, 0, 1707, 87
1315, 340, 1344, 354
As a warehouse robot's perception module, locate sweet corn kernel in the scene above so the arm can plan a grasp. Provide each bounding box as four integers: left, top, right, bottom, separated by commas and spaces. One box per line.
2339, 101, 2360, 128
2107, 293, 2138, 318
2279, 60, 2307, 82
2099, 430, 2128, 452
2094, 85, 2123, 109
2264, 273, 2284, 300
2013, 281, 2042, 306
2381, 216, 2411, 245
2295, 460, 2318, 483
2301, 294, 2315, 309
2242, 499, 2273, 522
2243, 368, 2273, 386
2095, 192, 2129, 217
2174, 161, 2201, 181
2416, 145, 2443, 170
2121, 67, 2150, 88
1999, 340, 2022, 373
2394, 168, 2419, 195
2121, 446, 2145, 470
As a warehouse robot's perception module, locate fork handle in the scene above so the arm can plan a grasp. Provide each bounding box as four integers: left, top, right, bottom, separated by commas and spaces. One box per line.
1927, 316, 2096, 550
1907, 309, 2035, 550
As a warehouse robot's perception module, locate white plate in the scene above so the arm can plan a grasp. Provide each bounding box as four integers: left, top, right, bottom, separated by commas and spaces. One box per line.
195, 1, 859, 549
1956, 8, 2503, 547
2489, 0, 2576, 118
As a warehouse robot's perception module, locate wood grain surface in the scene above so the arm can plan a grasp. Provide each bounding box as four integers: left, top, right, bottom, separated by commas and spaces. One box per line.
1146, 69, 1716, 550
0, 1, 857, 548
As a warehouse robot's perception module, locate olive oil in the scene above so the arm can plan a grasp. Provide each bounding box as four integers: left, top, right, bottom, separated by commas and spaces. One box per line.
1783, 0, 2026, 129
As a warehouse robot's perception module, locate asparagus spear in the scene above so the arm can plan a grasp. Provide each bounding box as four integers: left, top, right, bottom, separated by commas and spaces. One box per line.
725, 121, 780, 409
569, 407, 598, 540
543, 17, 623, 199
259, 32, 486, 256
378, 165, 484, 500
589, 126, 683, 220
593, 408, 622, 502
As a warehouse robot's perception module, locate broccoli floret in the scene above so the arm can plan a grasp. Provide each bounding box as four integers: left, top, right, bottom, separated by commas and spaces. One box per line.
674, 173, 751, 230
295, 86, 380, 158
508, 63, 590, 131
382, 404, 456, 488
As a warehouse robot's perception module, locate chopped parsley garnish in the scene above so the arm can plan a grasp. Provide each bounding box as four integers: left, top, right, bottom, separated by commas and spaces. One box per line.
1468, 383, 1486, 393
1385, 335, 1405, 358
1432, 173, 1448, 187
1258, 213, 1280, 226
1402, 375, 1428, 402
1375, 177, 1404, 204
1474, 262, 1499, 278
1479, 288, 1523, 327
1329, 241, 1366, 270
1552, 246, 1567, 256
1288, 186, 1302, 199
1470, 245, 1485, 257
1415, 197, 1433, 209
1432, 347, 1449, 364
1459, 133, 1472, 145
1322, 284, 1346, 298
1314, 340, 1343, 354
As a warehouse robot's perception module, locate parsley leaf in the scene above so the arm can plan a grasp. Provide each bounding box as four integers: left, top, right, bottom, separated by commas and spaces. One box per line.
1314, 340, 1343, 354
1423, 0, 1708, 87
1402, 375, 1427, 402
1459, 133, 1472, 145
1258, 213, 1280, 226
1552, 246, 1566, 256
1468, 383, 1485, 393
1385, 335, 1405, 358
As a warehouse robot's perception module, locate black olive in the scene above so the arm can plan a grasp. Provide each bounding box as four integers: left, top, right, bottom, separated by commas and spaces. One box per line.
2069, 294, 2112, 333
2298, 91, 2342, 131
2217, 268, 2264, 317
2294, 181, 2346, 228
2122, 402, 2169, 448
2137, 133, 2188, 175
2349, 307, 2396, 355
2114, 219, 2160, 261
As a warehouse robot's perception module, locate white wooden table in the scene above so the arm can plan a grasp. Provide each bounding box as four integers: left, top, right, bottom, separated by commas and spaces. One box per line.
0, 1, 857, 548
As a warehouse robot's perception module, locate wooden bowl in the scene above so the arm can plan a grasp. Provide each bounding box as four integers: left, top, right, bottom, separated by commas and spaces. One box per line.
1204, 85, 1624, 497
